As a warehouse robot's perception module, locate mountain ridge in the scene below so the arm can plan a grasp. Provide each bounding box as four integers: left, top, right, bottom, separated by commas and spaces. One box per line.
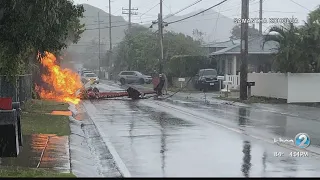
67, 4, 129, 63
68, 4, 235, 63
149, 9, 235, 42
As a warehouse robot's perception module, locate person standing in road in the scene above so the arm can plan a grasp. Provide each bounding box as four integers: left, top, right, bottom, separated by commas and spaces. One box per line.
162, 73, 168, 95
152, 71, 159, 90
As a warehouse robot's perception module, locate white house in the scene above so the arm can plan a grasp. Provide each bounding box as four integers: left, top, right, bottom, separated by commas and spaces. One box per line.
209, 36, 279, 76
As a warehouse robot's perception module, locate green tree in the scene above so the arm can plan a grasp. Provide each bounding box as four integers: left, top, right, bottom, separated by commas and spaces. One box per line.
0, 0, 84, 76
111, 26, 204, 75
192, 29, 205, 43
263, 23, 307, 73
230, 24, 261, 40
263, 6, 320, 73
300, 6, 320, 72
167, 55, 215, 77
109, 26, 202, 73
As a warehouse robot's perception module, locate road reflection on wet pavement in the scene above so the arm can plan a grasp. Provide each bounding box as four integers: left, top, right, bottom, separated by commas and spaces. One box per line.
165, 96, 320, 149
81, 82, 320, 177
0, 134, 70, 173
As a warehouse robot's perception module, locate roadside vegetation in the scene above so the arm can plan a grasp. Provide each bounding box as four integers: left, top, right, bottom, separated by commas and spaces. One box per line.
0, 99, 74, 178
264, 7, 320, 73
21, 99, 71, 136
217, 96, 287, 104
0, 1, 84, 177
0, 100, 73, 178
108, 26, 207, 77
0, 0, 84, 80
0, 167, 76, 178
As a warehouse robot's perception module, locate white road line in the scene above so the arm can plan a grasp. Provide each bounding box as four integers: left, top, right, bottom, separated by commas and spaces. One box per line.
82, 101, 132, 177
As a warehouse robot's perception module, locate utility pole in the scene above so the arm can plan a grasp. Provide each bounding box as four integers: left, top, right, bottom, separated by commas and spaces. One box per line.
122, 0, 138, 70
109, 0, 112, 51
158, 0, 164, 74
122, 0, 138, 32
259, 0, 263, 34
98, 11, 102, 77
240, 0, 249, 100
129, 0, 132, 30
108, 0, 113, 78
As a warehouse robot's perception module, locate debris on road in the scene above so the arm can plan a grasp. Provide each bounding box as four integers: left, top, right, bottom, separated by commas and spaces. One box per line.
78, 75, 166, 100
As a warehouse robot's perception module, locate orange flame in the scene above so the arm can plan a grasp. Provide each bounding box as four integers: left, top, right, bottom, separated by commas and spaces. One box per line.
35, 51, 82, 104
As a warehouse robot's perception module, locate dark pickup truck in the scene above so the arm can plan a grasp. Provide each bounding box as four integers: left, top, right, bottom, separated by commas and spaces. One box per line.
194, 69, 220, 92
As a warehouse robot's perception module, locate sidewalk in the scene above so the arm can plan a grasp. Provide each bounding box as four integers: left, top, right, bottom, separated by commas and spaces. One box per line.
0, 99, 74, 177
172, 91, 250, 107
171, 91, 320, 122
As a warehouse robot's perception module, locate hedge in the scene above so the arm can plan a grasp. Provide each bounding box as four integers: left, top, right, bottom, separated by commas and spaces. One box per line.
166, 55, 217, 77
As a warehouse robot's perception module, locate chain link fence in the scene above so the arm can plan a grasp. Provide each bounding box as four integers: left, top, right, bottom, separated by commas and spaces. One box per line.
0, 74, 32, 103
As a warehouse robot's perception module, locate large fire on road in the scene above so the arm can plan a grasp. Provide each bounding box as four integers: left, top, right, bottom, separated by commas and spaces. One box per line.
35, 51, 82, 104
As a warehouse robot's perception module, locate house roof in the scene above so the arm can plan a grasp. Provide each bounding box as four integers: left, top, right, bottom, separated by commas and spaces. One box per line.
202, 39, 241, 48
209, 36, 279, 56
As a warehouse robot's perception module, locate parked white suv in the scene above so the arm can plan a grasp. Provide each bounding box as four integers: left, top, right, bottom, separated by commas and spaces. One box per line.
81, 70, 92, 76
118, 71, 152, 85
82, 73, 99, 84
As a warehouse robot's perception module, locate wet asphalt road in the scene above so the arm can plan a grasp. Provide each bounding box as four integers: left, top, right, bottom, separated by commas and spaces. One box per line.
81, 81, 320, 177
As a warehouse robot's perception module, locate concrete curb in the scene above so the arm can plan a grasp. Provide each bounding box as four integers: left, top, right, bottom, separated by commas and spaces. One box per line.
68, 115, 104, 177
81, 101, 131, 178
68, 103, 77, 117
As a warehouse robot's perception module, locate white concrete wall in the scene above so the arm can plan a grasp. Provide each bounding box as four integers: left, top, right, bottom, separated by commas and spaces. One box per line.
287, 73, 320, 103
248, 73, 288, 99
248, 73, 320, 103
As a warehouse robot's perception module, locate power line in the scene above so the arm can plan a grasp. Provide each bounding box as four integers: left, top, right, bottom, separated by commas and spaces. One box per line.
69, 42, 122, 47
166, 0, 228, 25
85, 20, 127, 26
262, 10, 305, 14
85, 15, 158, 26
85, 18, 156, 31
139, 1, 161, 19
288, 0, 311, 11
164, 0, 203, 20
160, 0, 260, 25
212, 2, 222, 41
88, 0, 261, 27
85, 24, 130, 30
198, 0, 259, 18
146, 10, 259, 25
162, 1, 171, 12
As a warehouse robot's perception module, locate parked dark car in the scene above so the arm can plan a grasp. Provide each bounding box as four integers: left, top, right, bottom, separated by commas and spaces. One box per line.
194, 69, 219, 92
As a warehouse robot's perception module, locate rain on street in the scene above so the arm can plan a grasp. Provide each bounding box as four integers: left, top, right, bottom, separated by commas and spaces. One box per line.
78, 81, 320, 177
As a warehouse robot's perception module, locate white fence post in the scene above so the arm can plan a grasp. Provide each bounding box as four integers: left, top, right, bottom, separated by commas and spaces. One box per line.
224, 74, 240, 89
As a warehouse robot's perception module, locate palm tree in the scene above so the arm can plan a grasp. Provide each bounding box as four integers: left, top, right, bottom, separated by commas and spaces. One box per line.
263, 6, 320, 73
263, 23, 309, 73
300, 7, 320, 72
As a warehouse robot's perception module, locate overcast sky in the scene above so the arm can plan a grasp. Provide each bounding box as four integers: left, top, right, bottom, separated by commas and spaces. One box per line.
73, 0, 319, 27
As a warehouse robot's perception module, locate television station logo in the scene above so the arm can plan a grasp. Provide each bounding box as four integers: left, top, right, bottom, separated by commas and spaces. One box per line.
274, 133, 311, 149
295, 133, 311, 149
